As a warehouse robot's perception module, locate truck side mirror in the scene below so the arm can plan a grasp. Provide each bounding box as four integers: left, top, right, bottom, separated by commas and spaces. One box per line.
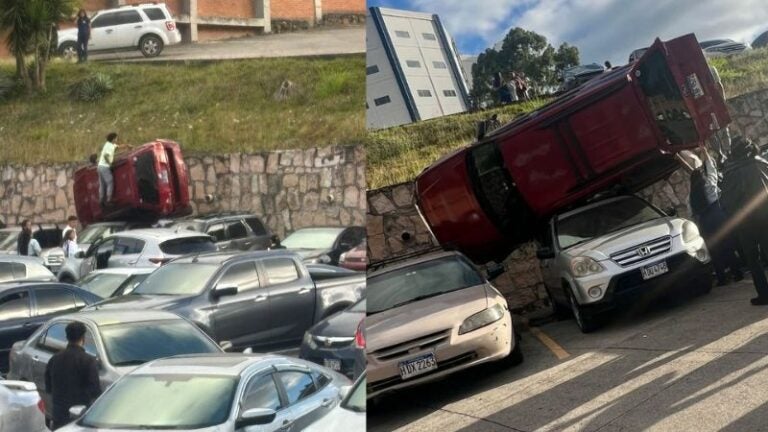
212, 284, 238, 299
536, 247, 556, 260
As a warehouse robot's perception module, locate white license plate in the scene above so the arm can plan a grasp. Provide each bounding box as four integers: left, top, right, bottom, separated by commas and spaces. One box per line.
323, 359, 341, 371
641, 261, 669, 280
399, 353, 437, 380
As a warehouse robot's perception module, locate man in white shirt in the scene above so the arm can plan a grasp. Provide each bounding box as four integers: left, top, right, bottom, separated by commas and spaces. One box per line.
98, 133, 119, 207
61, 216, 78, 244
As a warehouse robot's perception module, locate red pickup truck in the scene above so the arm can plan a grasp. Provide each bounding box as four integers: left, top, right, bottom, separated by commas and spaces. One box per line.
415, 34, 730, 263
74, 139, 192, 225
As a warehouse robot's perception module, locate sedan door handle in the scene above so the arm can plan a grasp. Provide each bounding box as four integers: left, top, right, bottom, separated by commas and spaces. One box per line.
105, 29, 113, 33
32, 356, 40, 362
134, 25, 142, 28
298, 288, 311, 295
279, 419, 294, 431
321, 398, 333, 408
254, 295, 267, 303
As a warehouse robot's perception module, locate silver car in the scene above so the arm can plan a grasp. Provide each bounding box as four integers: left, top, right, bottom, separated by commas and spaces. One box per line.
58, 354, 351, 432
7, 310, 224, 422
58, 228, 217, 283
0, 379, 47, 432
537, 195, 712, 332
304, 372, 365, 431
76, 267, 155, 298
0, 255, 56, 283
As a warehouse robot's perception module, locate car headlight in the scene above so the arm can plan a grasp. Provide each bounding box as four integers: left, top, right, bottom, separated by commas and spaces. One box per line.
303, 332, 318, 350
682, 221, 700, 243
458, 303, 506, 335
570, 257, 604, 277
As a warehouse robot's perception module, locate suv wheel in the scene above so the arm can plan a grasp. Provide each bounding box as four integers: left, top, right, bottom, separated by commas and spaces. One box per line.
59, 41, 77, 61
546, 285, 569, 319
140, 35, 163, 57
567, 289, 600, 333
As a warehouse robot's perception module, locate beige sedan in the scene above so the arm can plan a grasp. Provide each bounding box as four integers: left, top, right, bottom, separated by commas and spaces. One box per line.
366, 251, 522, 399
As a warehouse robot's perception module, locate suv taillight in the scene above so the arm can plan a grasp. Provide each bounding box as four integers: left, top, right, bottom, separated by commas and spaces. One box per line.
165, 21, 176, 31
37, 398, 45, 413
354, 319, 365, 349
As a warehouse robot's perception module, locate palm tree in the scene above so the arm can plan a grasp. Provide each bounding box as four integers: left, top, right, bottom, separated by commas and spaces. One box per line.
0, 0, 33, 89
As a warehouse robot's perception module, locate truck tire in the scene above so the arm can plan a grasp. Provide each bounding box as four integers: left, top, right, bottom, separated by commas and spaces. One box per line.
567, 289, 601, 333
139, 34, 163, 58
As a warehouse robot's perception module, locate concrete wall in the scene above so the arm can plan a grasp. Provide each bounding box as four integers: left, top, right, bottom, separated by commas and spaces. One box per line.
0, 145, 366, 239
366, 88, 768, 315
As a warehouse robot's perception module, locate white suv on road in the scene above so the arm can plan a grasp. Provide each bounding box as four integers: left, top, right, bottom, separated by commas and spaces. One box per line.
57, 3, 181, 58
536, 195, 713, 333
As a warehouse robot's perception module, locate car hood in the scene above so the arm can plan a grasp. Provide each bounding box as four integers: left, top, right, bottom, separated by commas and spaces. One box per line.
564, 217, 684, 261
85, 293, 189, 311
304, 408, 365, 432
310, 309, 364, 338
291, 248, 331, 261
366, 284, 490, 352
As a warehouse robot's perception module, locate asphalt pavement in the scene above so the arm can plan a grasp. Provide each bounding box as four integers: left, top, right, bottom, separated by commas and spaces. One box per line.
368, 278, 768, 432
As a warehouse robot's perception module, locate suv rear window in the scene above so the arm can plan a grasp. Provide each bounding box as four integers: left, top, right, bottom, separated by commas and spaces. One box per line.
34, 229, 62, 249
143, 7, 167, 21
159, 237, 217, 255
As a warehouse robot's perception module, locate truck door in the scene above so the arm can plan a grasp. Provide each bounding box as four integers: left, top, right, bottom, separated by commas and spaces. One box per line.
260, 258, 314, 348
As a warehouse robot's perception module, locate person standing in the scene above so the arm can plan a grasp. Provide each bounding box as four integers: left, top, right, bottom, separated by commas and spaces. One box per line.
63, 230, 79, 259
61, 216, 78, 245
44, 322, 101, 430
98, 133, 119, 208
709, 65, 731, 164
76, 9, 91, 63
720, 136, 768, 305
16, 220, 41, 256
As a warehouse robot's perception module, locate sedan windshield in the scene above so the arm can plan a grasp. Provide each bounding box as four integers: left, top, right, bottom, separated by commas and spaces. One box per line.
557, 197, 663, 249
79, 374, 236, 429
282, 228, 343, 250
100, 320, 220, 367
133, 263, 218, 296
79, 273, 130, 298
367, 256, 484, 315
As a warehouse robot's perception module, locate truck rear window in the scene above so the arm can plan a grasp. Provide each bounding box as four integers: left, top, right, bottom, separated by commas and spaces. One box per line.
160, 237, 217, 255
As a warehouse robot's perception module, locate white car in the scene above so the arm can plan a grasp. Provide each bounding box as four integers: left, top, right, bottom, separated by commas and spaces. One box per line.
305, 372, 365, 431
537, 195, 712, 332
0, 380, 47, 432
76, 267, 155, 298
57, 3, 181, 59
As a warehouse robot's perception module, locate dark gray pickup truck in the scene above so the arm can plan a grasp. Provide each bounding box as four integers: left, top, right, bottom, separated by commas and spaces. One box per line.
86, 250, 365, 351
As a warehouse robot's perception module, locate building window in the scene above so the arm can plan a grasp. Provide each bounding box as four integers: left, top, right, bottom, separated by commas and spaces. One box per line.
366, 65, 380, 75
417, 90, 432, 97
406, 60, 421, 68
433, 61, 447, 69
443, 90, 457, 97
374, 96, 391, 106
395, 30, 410, 38
422, 33, 437, 41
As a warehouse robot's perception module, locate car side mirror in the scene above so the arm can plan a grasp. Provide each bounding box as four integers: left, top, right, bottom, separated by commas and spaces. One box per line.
243, 347, 254, 354
69, 405, 86, 419
536, 247, 556, 260
319, 254, 331, 264
486, 263, 505, 280
219, 341, 234, 352
212, 284, 238, 299
665, 207, 678, 217
75, 251, 85, 259
235, 408, 277, 428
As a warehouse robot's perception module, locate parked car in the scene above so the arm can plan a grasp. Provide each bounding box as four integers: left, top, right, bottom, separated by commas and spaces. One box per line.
300, 298, 366, 379
0, 256, 57, 284
73, 140, 191, 225
366, 251, 521, 399
0, 379, 47, 432
0, 281, 101, 372
57, 3, 181, 59
0, 229, 19, 254
75, 221, 154, 253
8, 310, 224, 424
628, 47, 649, 63
281, 226, 366, 266
754, 30, 768, 49
415, 33, 729, 263
700, 39, 749, 56
170, 212, 273, 251
87, 250, 366, 351
339, 240, 367, 271
558, 63, 605, 93
58, 354, 350, 432
57, 229, 217, 283
304, 372, 366, 432
536, 195, 713, 332
0, 225, 66, 273
76, 267, 154, 298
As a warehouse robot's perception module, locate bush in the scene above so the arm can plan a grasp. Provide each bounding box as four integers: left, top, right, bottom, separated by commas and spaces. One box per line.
70, 73, 114, 102
0, 75, 19, 100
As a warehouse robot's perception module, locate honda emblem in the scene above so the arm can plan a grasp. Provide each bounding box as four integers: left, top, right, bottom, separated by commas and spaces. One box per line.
637, 246, 651, 257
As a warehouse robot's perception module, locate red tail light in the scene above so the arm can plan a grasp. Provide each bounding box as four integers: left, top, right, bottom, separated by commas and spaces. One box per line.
149, 258, 171, 265
37, 398, 45, 413
165, 21, 176, 31
354, 319, 365, 349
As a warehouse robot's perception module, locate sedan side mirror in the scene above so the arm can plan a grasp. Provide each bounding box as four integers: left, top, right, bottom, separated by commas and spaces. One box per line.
536, 247, 556, 260
75, 251, 85, 259
212, 284, 238, 299
235, 408, 277, 428
69, 405, 86, 419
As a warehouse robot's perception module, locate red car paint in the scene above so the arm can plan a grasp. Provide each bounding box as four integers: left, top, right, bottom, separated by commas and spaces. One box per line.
415, 34, 730, 263
340, 241, 368, 271
74, 140, 192, 225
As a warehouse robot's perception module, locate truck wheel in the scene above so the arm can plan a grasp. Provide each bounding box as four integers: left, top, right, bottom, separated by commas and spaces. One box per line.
140, 35, 163, 57
568, 289, 600, 333
59, 41, 77, 61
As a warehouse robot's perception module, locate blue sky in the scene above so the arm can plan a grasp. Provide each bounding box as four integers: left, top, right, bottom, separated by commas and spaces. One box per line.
368, 0, 768, 66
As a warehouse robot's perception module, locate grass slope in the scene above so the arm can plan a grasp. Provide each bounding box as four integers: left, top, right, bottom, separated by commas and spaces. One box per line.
0, 55, 365, 164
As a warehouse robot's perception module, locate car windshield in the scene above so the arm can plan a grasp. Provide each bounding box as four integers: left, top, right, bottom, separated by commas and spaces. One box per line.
100, 320, 220, 366
78, 225, 111, 245
341, 376, 366, 413
134, 263, 218, 296
282, 228, 342, 250
556, 197, 663, 249
0, 231, 19, 251
159, 237, 217, 255
367, 256, 484, 315
79, 273, 130, 298
79, 374, 236, 429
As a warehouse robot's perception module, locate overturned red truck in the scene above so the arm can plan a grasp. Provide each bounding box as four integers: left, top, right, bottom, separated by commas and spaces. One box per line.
415, 34, 731, 263
74, 139, 192, 225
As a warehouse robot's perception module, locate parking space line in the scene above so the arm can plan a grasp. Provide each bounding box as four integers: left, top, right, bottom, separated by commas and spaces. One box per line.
529, 327, 570, 360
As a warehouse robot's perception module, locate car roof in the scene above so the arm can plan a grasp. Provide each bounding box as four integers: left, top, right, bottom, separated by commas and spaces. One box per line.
89, 267, 155, 276
171, 249, 299, 265
109, 228, 210, 241
131, 354, 292, 377
0, 254, 47, 264
368, 250, 465, 276
177, 212, 256, 222
54, 309, 185, 326
0, 281, 78, 291
556, 195, 644, 220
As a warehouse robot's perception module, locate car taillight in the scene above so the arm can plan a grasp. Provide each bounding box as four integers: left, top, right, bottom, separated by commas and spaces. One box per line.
149, 257, 171, 265
37, 398, 45, 413
354, 319, 365, 349
165, 21, 176, 31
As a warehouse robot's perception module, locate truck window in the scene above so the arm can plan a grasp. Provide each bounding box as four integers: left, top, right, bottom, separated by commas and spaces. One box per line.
636, 50, 698, 146
218, 262, 260, 292
263, 259, 300, 285
136, 152, 160, 205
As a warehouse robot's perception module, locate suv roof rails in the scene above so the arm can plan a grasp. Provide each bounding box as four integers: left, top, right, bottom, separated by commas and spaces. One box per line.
367, 244, 453, 272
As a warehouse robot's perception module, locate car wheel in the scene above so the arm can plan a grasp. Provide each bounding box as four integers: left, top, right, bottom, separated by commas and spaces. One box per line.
139, 34, 163, 58
546, 285, 569, 319
59, 41, 77, 61
567, 289, 600, 333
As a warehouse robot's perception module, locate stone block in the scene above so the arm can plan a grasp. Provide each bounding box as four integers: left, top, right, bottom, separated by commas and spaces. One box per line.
392, 184, 413, 208
343, 186, 359, 208
266, 154, 280, 174
368, 192, 395, 215
283, 174, 299, 188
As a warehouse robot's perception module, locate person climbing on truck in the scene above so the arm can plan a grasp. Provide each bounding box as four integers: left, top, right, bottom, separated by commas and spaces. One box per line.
98, 132, 118, 208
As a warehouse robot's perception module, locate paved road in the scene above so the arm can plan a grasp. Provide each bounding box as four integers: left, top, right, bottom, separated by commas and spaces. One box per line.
88, 26, 364, 62
369, 278, 768, 432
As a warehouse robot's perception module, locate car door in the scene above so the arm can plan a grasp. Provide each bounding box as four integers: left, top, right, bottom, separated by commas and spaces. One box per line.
274, 368, 337, 430
0, 289, 33, 372
88, 12, 120, 50
260, 258, 314, 347
538, 222, 562, 301
209, 261, 272, 349
79, 237, 115, 278
226, 220, 253, 251
244, 217, 272, 251
109, 10, 145, 49
109, 237, 146, 268
207, 223, 229, 251
237, 371, 295, 432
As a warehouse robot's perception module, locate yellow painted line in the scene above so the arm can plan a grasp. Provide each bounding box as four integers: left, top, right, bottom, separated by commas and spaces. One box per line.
529, 326, 570, 360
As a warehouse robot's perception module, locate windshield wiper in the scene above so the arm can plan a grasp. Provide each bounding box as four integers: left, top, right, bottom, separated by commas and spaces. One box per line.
112, 359, 148, 366
375, 291, 455, 314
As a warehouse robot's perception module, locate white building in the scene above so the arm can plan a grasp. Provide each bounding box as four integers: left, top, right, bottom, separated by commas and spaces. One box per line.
460, 55, 478, 90
366, 7, 471, 130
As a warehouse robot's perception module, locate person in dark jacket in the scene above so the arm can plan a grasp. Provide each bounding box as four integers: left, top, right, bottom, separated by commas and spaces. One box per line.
720, 136, 768, 305
16, 219, 32, 256
45, 322, 102, 430
75, 9, 91, 63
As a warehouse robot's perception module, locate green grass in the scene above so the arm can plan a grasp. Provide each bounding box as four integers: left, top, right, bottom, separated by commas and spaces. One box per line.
709, 48, 768, 99
0, 55, 365, 164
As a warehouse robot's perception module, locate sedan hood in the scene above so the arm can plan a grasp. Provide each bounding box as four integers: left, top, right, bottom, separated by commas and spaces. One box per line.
310, 309, 364, 338
565, 218, 684, 260
86, 293, 188, 311
366, 284, 490, 352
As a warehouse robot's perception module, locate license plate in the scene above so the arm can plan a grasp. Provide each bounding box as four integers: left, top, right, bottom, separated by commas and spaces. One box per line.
398, 353, 437, 380
641, 261, 669, 280
323, 359, 341, 371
